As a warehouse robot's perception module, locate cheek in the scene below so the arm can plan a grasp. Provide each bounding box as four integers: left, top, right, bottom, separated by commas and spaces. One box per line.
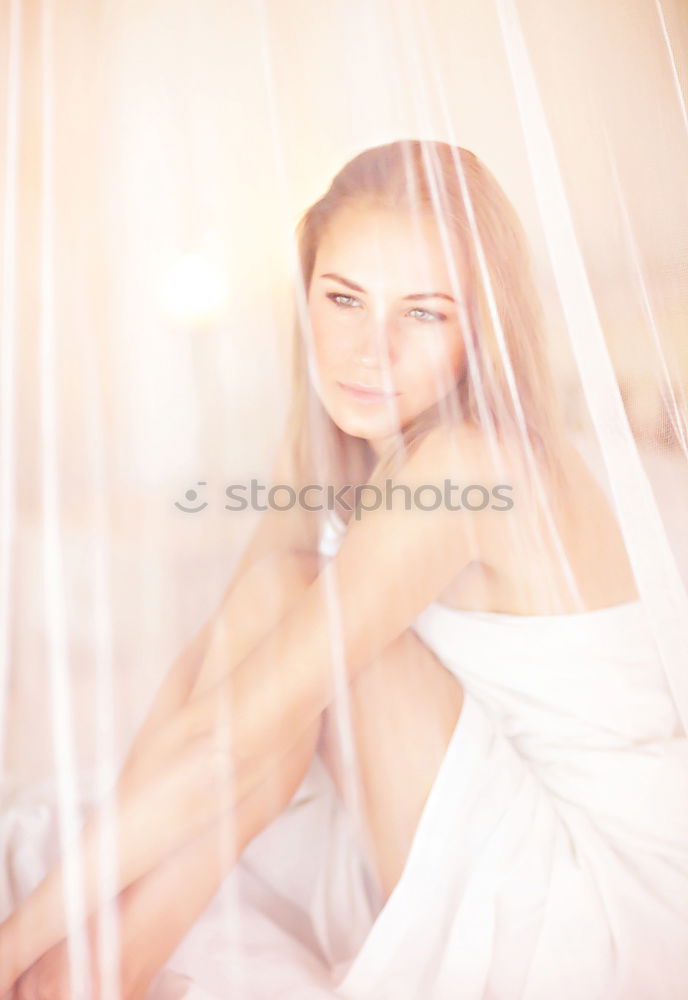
307, 304, 334, 365
311, 327, 343, 371
310, 313, 356, 372
402, 334, 463, 389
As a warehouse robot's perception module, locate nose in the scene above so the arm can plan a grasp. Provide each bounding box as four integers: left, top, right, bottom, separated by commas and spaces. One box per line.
355, 314, 397, 368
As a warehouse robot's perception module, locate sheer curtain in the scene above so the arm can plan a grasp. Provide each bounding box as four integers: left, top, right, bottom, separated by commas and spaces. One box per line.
1, 1, 686, 998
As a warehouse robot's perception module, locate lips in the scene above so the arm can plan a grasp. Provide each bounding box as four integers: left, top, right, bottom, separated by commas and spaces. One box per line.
339, 380, 399, 400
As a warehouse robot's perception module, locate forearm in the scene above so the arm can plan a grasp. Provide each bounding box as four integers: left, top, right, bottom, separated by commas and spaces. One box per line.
110, 726, 319, 1000
89, 813, 247, 999
0, 724, 228, 992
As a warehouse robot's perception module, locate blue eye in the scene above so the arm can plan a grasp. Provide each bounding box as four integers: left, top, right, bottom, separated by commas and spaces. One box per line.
327, 292, 361, 308
407, 307, 447, 323
325, 292, 446, 323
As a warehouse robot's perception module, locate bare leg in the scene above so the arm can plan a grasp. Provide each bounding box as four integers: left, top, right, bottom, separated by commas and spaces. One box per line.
121, 710, 324, 1000
1, 550, 326, 997
319, 628, 464, 902
121, 548, 323, 793
108, 549, 328, 999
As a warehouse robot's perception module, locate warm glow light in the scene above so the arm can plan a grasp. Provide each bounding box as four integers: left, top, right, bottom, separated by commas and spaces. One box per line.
158, 252, 228, 328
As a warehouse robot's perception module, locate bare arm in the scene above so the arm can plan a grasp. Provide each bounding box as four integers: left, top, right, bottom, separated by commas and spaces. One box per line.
0, 425, 492, 992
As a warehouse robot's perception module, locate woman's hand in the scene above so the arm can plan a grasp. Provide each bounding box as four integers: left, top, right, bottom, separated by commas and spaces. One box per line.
14, 941, 75, 1000
12, 933, 141, 1000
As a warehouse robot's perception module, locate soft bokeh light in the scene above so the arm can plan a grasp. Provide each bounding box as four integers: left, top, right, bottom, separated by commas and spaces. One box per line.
157, 251, 229, 329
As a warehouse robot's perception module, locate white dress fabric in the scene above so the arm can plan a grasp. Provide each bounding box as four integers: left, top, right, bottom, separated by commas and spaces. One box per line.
2, 511, 688, 999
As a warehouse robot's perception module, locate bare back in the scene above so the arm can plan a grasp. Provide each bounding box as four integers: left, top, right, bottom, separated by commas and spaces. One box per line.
436, 433, 639, 616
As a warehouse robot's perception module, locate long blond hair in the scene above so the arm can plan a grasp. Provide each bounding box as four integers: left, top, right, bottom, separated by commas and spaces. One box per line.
283, 139, 566, 530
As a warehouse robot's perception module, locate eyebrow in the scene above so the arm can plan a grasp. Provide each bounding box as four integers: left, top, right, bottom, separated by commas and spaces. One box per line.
319, 272, 456, 304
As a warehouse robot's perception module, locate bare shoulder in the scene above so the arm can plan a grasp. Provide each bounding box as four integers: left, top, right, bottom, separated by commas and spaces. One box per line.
402, 421, 496, 477
392, 422, 512, 554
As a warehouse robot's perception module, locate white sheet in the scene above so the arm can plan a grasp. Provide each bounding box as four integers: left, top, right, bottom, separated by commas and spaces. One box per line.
3, 517, 688, 997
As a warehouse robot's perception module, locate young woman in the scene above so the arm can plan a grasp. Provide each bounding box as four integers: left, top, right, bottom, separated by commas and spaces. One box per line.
3, 140, 687, 999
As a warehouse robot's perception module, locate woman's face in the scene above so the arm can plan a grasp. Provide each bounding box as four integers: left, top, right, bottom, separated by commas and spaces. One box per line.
307, 203, 469, 455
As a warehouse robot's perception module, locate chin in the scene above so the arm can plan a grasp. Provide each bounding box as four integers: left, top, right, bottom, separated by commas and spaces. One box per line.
333, 408, 404, 439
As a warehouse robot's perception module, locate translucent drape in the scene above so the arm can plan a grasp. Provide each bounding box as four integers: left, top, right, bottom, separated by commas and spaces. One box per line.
1, 1, 687, 998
